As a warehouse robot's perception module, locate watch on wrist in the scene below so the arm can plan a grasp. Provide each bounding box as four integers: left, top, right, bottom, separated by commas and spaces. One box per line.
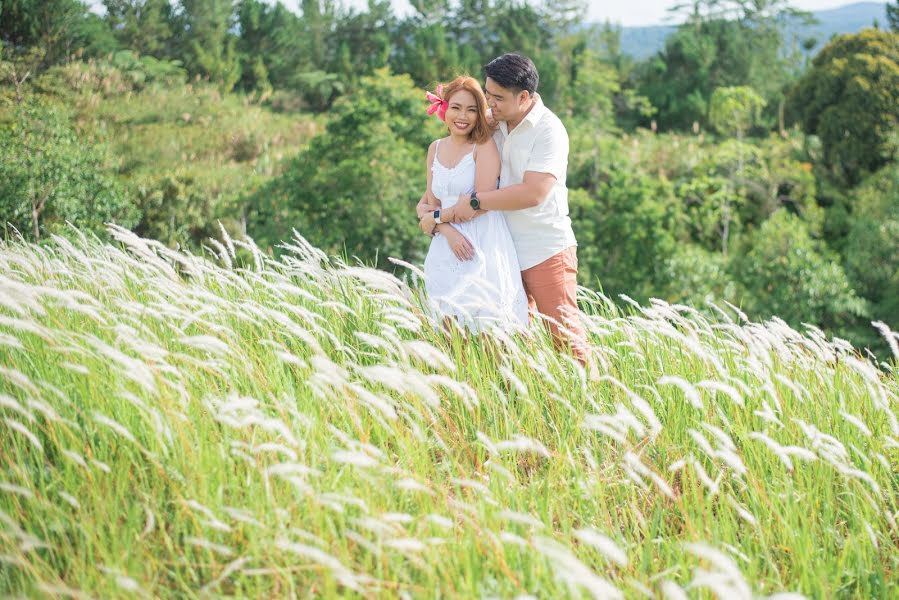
433, 209, 442, 225
469, 192, 481, 211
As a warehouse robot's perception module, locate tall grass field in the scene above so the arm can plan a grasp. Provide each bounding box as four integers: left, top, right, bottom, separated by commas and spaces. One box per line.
1, 226, 897, 598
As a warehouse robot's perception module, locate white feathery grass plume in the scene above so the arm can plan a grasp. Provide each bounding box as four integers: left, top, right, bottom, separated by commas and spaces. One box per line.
685, 542, 752, 600
500, 531, 529, 547
476, 431, 499, 455
425, 374, 478, 409
185, 537, 234, 557
0, 482, 33, 499
696, 380, 745, 407
252, 442, 299, 461
0, 366, 39, 394
0, 394, 34, 423
200, 556, 250, 594
205, 237, 232, 269
839, 410, 872, 438
3, 419, 42, 452
62, 449, 87, 468
533, 535, 623, 600
450, 477, 491, 495
494, 435, 551, 458
660, 579, 690, 600
754, 400, 783, 426
386, 256, 426, 282
332, 450, 379, 468
624, 452, 675, 499
222, 507, 262, 528
689, 458, 722, 496
384, 538, 427, 552
659, 376, 704, 410
347, 382, 398, 421
773, 373, 808, 403
872, 321, 899, 360
0, 332, 24, 350
597, 375, 662, 436
395, 478, 435, 495
498, 511, 545, 530
427, 514, 453, 529
92, 412, 137, 444
500, 365, 529, 397
91, 459, 111, 473
275, 538, 363, 592
486, 459, 516, 483
402, 340, 456, 373
57, 491, 80, 509
726, 495, 757, 526
573, 529, 628, 567
178, 334, 230, 356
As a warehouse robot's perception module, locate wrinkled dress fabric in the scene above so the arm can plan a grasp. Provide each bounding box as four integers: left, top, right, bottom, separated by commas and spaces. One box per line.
423, 143, 529, 333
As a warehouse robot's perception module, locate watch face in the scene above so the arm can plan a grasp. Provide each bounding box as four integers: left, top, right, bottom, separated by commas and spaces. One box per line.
470, 197, 479, 209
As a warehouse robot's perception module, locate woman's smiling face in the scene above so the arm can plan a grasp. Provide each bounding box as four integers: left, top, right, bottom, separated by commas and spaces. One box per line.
444, 89, 479, 137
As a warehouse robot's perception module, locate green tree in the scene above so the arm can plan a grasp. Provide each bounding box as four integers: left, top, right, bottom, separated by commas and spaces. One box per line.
0, 0, 87, 68
887, 1, 898, 32
175, 0, 241, 91
103, 0, 175, 58
246, 69, 442, 266
236, 0, 304, 94
390, 19, 462, 87
788, 28, 899, 184
733, 209, 866, 330
708, 85, 766, 254
569, 170, 683, 301
639, 0, 810, 130
844, 164, 899, 336
0, 100, 138, 241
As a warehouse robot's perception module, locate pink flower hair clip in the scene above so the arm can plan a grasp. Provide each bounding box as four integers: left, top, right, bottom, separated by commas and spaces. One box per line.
426, 84, 448, 121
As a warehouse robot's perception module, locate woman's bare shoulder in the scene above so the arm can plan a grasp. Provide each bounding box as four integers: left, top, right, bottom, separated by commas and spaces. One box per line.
476, 137, 499, 157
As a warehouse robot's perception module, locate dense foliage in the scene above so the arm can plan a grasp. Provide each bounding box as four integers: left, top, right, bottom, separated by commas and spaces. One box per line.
0, 0, 897, 354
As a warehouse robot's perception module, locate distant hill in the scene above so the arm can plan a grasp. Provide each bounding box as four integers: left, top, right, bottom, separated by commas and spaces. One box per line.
614, 2, 889, 59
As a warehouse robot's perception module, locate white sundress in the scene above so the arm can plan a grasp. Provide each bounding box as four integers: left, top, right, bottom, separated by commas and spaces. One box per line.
423, 139, 529, 332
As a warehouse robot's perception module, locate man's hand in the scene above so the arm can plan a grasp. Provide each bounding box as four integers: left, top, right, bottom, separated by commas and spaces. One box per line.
419, 211, 437, 236
449, 195, 478, 223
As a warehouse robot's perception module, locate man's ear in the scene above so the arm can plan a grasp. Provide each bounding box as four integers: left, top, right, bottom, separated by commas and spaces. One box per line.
518, 89, 531, 105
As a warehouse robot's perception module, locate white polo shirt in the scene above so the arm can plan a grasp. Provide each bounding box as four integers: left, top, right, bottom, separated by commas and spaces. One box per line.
493, 94, 577, 270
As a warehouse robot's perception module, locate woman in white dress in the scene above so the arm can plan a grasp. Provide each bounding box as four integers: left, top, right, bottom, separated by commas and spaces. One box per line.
416, 76, 528, 333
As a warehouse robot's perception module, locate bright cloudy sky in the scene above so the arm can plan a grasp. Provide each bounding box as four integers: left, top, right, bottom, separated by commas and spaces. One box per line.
328, 0, 875, 26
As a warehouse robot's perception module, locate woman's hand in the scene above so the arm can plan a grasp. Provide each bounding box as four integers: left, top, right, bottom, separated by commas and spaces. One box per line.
443, 228, 475, 261
420, 211, 437, 236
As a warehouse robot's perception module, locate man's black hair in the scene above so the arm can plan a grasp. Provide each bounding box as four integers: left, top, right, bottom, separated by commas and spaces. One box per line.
484, 53, 539, 95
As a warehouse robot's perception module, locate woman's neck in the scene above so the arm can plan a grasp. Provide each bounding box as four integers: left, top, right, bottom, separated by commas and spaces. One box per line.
447, 133, 471, 146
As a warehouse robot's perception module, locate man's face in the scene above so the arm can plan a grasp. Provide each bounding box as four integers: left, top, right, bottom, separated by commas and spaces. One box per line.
484, 77, 528, 123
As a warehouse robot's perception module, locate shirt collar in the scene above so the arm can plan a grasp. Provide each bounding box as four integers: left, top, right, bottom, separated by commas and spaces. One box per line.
522, 93, 546, 127
499, 93, 546, 135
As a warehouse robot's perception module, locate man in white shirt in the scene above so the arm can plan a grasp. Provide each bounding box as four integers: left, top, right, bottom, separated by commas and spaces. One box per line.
420, 53, 588, 365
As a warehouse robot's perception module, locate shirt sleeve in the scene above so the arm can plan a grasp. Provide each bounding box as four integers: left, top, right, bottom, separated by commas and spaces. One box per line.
525, 119, 568, 180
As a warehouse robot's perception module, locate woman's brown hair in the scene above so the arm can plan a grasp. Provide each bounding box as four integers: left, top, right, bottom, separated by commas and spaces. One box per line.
440, 75, 494, 145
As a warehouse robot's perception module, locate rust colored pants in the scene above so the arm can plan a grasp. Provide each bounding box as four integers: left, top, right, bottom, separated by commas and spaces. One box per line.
520, 246, 589, 364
